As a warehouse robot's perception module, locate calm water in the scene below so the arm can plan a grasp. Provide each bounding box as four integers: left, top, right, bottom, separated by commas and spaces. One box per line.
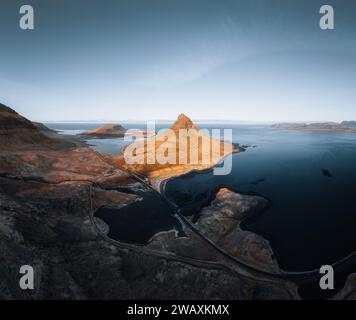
46, 122, 356, 298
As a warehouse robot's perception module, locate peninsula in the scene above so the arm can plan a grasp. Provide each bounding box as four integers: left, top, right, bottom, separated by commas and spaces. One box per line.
115, 114, 239, 190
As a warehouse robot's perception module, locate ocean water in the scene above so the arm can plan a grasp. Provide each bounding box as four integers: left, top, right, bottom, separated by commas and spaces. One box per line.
46, 122, 356, 298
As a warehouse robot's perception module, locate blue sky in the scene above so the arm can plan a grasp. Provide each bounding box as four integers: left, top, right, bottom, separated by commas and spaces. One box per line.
0, 0, 355, 122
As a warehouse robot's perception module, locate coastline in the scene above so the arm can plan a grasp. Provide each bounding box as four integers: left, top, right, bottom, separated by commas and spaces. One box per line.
272, 127, 356, 133
146, 143, 241, 192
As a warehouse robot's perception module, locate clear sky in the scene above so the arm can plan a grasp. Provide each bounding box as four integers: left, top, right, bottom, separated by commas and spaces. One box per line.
0, 0, 355, 122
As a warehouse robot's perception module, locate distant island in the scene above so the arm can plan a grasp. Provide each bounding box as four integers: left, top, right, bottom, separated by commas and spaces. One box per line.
80, 124, 127, 138
341, 121, 356, 129
80, 124, 155, 138
272, 121, 356, 132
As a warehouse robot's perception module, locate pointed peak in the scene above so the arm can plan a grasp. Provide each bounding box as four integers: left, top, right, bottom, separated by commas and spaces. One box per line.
177, 113, 190, 120
171, 114, 198, 131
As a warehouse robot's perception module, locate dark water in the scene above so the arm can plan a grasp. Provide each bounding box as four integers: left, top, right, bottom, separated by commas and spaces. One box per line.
95, 189, 180, 245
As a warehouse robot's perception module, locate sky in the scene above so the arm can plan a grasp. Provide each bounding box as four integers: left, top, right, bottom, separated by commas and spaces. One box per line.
0, 0, 355, 122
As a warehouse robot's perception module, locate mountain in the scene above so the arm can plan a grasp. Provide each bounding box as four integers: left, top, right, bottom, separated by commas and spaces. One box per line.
171, 113, 198, 131
116, 113, 238, 189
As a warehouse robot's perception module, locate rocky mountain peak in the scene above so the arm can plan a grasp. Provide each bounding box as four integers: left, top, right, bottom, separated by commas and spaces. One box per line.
171, 114, 198, 131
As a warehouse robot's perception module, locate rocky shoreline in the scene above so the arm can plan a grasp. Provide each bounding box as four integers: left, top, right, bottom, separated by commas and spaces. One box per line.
148, 188, 280, 273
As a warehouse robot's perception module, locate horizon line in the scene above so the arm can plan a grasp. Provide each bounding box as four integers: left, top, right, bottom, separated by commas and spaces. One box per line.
39, 119, 356, 124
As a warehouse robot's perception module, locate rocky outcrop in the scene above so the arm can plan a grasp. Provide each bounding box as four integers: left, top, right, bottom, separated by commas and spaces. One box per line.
148, 188, 279, 273
80, 124, 155, 139
81, 124, 127, 138
332, 274, 356, 300
171, 113, 199, 131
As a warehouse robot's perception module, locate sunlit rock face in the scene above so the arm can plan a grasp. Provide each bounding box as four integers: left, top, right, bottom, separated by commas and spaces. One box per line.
171, 113, 199, 131
115, 114, 238, 189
